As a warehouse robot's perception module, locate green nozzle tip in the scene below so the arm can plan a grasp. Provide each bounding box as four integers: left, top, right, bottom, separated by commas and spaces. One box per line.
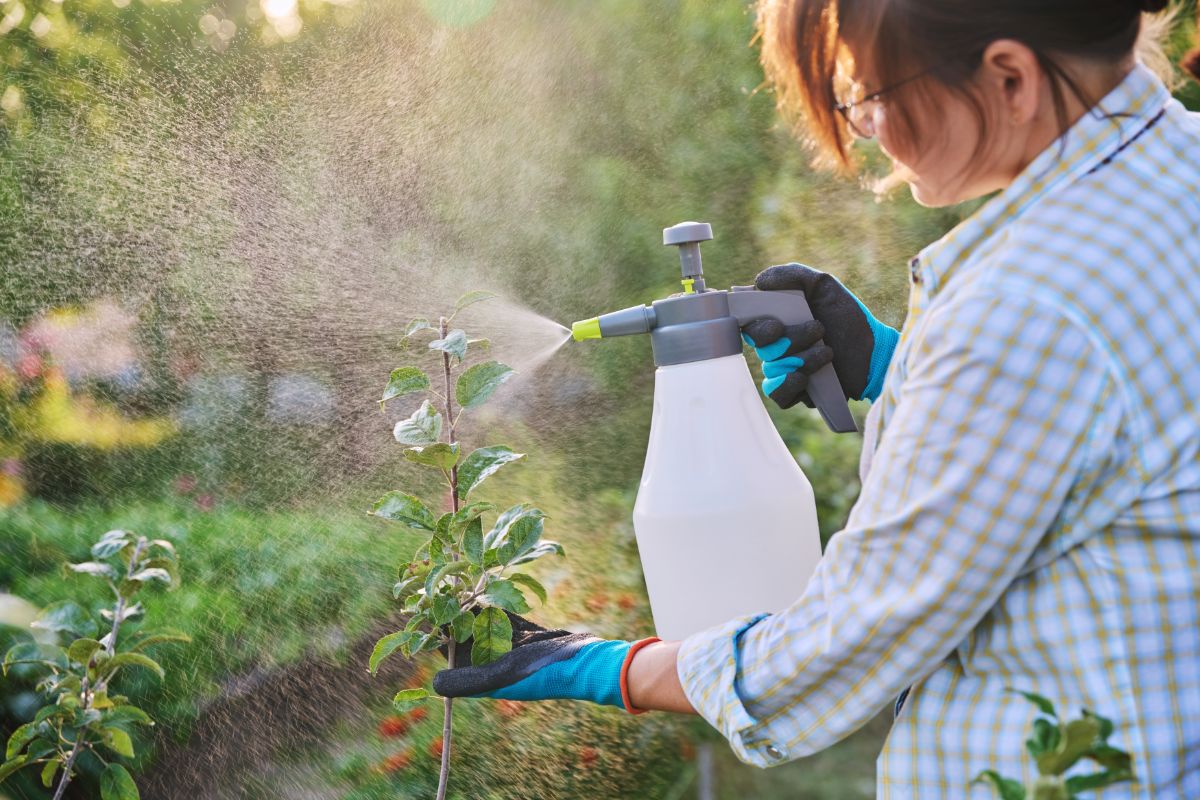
571, 317, 602, 342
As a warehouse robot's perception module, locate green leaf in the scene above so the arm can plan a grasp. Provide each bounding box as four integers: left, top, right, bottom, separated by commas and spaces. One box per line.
129, 631, 191, 653
150, 539, 177, 558
1011, 689, 1058, 719
404, 442, 460, 471
499, 514, 544, 563
370, 491, 437, 530
457, 446, 525, 497
508, 573, 547, 604
455, 361, 515, 409
101, 705, 154, 730
1082, 709, 1115, 741
429, 329, 468, 361
1027, 717, 1060, 759
369, 631, 414, 675
454, 290, 496, 312
449, 502, 495, 533
6, 723, 38, 760
508, 540, 564, 566
100, 763, 140, 800
481, 579, 531, 614
484, 504, 544, 550
40, 758, 59, 788
68, 561, 116, 579
462, 517, 484, 565
425, 561, 472, 597
0, 755, 31, 782
101, 653, 165, 682
393, 399, 443, 446
67, 638, 104, 666
128, 567, 172, 586
92, 529, 133, 559
471, 607, 513, 666
3, 641, 66, 675
432, 594, 461, 626
405, 319, 431, 337
973, 770, 1026, 800
393, 576, 422, 601
1036, 718, 1101, 776
393, 688, 429, 713
1088, 744, 1133, 772
451, 610, 475, 643
1065, 768, 1134, 794
32, 601, 97, 639
103, 727, 135, 758
382, 367, 431, 407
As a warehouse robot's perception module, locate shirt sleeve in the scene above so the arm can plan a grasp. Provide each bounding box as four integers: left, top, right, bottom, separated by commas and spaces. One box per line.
675, 288, 1117, 767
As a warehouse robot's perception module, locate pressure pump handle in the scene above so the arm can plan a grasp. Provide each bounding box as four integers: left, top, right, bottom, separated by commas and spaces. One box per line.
727, 287, 858, 433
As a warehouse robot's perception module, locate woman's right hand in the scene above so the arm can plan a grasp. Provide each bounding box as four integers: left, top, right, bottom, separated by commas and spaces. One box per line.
741, 263, 900, 408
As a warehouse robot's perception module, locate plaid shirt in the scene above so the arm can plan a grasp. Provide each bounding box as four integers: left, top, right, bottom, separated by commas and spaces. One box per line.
677, 64, 1200, 799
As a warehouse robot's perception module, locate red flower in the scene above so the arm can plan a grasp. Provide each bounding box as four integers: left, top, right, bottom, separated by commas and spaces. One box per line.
377, 715, 410, 738
195, 494, 215, 512
408, 706, 428, 725
616, 593, 638, 611
174, 474, 197, 494
579, 746, 599, 768
15, 354, 41, 380
679, 738, 696, 762
429, 737, 444, 759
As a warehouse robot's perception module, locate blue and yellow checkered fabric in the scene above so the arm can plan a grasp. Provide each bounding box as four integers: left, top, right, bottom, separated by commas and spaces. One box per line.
676, 64, 1200, 799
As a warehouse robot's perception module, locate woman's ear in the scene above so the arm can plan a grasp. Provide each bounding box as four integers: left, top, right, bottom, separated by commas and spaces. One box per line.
978, 40, 1043, 126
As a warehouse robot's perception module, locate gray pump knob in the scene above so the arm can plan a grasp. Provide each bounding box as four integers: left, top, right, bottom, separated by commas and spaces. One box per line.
663, 221, 713, 292
663, 221, 713, 246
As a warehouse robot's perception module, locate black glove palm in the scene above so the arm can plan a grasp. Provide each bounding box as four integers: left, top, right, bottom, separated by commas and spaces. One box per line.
743, 264, 899, 408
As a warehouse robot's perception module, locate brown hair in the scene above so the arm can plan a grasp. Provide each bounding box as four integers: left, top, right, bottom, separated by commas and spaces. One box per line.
756, 0, 1200, 171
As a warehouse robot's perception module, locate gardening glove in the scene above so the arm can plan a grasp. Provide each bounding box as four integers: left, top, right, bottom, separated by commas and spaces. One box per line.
433, 611, 659, 713
742, 263, 900, 408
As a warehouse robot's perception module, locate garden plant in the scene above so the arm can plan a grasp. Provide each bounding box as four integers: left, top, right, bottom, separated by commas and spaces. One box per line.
975, 690, 1134, 800
368, 291, 565, 800
0, 528, 187, 799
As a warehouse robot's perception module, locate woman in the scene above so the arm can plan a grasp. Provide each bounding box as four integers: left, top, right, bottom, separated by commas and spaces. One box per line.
434, 2, 1200, 796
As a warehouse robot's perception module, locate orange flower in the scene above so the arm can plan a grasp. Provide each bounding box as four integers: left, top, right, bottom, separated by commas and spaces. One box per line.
679, 738, 696, 762
380, 750, 411, 772
585, 593, 608, 613
578, 746, 599, 768
408, 706, 429, 725
616, 593, 638, 611
496, 699, 523, 719
429, 737, 444, 759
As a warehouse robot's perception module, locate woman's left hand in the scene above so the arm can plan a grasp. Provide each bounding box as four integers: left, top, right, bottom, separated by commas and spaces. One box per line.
432, 611, 658, 712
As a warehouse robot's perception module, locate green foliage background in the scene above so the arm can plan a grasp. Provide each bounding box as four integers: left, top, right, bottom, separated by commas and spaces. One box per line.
1, 0, 1197, 798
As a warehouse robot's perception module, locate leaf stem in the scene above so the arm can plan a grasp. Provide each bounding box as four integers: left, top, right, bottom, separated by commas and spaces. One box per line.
51, 738, 82, 800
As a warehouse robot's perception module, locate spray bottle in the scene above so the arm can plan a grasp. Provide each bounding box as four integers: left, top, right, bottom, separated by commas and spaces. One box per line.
571, 222, 856, 640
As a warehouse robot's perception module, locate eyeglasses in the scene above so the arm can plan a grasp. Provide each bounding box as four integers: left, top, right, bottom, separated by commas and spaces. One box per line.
833, 66, 936, 139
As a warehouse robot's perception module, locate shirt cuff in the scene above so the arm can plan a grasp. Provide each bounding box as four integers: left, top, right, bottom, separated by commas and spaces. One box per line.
676, 612, 790, 768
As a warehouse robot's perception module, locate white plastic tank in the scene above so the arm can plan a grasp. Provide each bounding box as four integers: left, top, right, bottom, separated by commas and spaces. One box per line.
632, 353, 823, 640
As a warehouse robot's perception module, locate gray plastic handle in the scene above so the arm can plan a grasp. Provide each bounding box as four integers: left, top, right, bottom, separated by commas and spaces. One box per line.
727, 287, 858, 434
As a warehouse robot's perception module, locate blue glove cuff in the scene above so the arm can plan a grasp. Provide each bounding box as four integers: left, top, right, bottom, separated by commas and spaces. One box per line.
862, 318, 899, 402
481, 639, 630, 708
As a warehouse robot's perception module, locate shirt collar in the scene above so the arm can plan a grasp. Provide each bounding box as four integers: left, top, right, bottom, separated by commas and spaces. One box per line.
911, 63, 1171, 294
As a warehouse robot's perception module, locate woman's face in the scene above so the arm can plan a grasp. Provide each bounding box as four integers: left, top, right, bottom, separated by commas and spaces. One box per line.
873, 84, 1005, 207
849, 41, 1101, 209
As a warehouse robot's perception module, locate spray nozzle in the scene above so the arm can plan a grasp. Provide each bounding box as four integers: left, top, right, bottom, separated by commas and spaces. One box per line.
571, 304, 657, 341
